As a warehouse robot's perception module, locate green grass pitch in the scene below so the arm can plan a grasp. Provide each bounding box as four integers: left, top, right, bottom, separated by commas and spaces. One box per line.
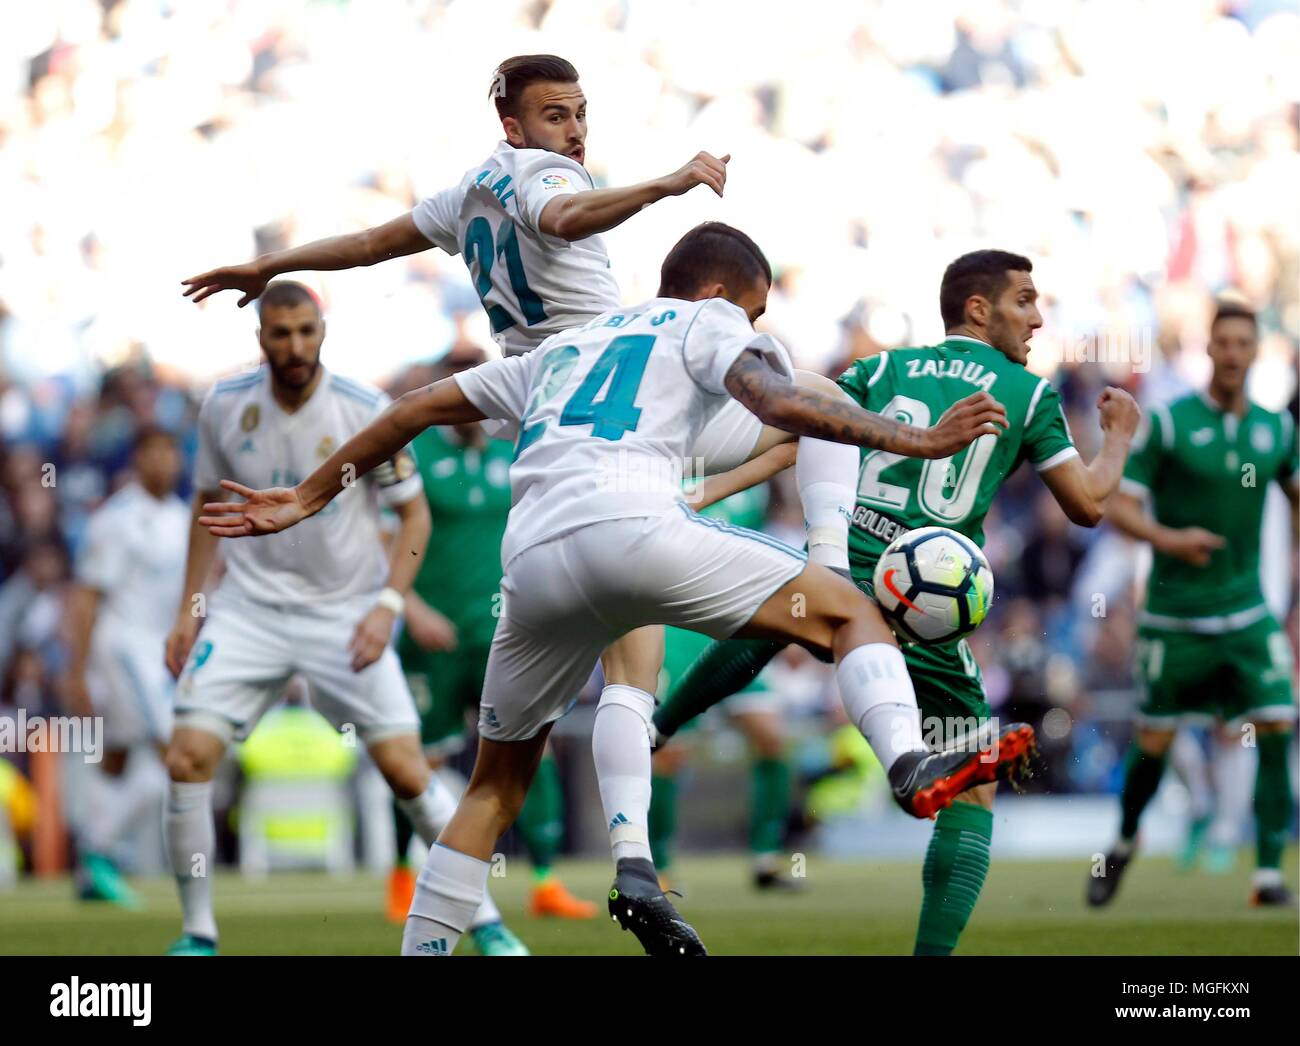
2, 851, 1294, 955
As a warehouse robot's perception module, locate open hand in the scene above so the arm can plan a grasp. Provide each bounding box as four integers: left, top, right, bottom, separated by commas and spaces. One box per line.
924, 392, 1008, 458
181, 262, 269, 307
199, 480, 309, 537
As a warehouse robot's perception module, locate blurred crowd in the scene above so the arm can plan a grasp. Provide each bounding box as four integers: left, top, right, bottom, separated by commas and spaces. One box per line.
1, 0, 1297, 825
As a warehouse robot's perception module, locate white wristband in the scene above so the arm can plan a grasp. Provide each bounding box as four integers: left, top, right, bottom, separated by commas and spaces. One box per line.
377, 587, 405, 616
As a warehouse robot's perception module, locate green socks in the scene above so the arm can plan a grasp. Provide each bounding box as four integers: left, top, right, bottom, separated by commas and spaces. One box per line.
750, 757, 790, 856
654, 637, 783, 737
914, 801, 994, 956
516, 754, 564, 877
648, 773, 678, 872
1119, 744, 1167, 842
1254, 732, 1293, 871
392, 797, 414, 868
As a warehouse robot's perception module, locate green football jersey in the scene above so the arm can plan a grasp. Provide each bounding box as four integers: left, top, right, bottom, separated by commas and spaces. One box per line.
836, 336, 1077, 573
407, 426, 513, 640
1122, 392, 1298, 623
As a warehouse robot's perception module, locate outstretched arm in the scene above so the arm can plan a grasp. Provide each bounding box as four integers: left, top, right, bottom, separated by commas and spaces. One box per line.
200, 377, 486, 536
722, 351, 1007, 459
1039, 387, 1140, 527
182, 214, 432, 307
539, 152, 729, 242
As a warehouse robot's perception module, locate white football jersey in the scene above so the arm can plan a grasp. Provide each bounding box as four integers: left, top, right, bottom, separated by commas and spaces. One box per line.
76, 481, 190, 638
411, 142, 621, 356
194, 366, 424, 606
456, 297, 793, 566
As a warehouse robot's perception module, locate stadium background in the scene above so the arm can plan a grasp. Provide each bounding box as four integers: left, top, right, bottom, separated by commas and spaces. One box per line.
0, 0, 1296, 951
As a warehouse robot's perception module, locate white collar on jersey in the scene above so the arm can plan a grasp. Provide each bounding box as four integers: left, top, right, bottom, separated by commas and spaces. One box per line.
945, 335, 991, 349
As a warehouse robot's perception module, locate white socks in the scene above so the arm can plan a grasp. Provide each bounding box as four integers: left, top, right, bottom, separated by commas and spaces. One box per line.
397, 772, 500, 929
796, 437, 857, 570
164, 780, 218, 942
402, 844, 491, 956
592, 684, 655, 864
836, 643, 925, 772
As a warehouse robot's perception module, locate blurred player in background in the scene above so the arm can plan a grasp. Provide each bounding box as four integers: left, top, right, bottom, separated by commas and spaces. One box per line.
181, 54, 867, 738
647, 472, 808, 893
199, 224, 1032, 957
160, 282, 525, 955
1089, 302, 1298, 908
652, 250, 1141, 954
388, 341, 595, 923
63, 428, 188, 907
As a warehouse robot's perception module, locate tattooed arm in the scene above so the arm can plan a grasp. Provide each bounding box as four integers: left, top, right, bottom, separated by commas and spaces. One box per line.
723, 350, 1007, 459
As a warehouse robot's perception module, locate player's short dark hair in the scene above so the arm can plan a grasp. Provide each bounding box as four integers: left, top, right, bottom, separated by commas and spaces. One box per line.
939, 250, 1033, 329
657, 222, 772, 300
258, 280, 322, 319
1211, 300, 1257, 334
490, 55, 579, 120
133, 425, 177, 454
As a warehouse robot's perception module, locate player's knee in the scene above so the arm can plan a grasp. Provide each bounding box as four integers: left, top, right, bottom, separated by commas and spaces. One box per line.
382, 762, 430, 802
1135, 727, 1175, 757
164, 740, 216, 783
738, 713, 785, 757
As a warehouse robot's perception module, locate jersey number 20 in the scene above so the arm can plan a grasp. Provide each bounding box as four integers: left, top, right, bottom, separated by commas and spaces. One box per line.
858, 394, 997, 524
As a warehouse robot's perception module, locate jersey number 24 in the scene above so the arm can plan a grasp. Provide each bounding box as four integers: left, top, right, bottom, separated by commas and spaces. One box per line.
516, 335, 653, 456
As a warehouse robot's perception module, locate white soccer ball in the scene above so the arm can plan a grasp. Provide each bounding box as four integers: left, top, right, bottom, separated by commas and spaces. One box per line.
871, 526, 994, 645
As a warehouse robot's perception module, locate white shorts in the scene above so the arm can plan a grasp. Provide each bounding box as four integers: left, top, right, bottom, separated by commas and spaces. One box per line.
175, 593, 418, 746
480, 505, 807, 742
88, 625, 174, 748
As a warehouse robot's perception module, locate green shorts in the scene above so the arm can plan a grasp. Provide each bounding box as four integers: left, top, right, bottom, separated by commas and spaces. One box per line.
1136, 612, 1296, 727
857, 579, 990, 742
397, 632, 491, 755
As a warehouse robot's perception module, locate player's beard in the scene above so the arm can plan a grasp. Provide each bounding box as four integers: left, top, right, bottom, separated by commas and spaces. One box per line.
270, 355, 321, 390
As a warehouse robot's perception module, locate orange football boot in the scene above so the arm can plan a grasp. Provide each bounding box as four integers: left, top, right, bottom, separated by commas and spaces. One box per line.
386, 865, 416, 924
529, 877, 598, 919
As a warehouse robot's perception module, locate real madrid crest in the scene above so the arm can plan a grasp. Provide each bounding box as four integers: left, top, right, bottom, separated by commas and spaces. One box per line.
317, 435, 336, 461
240, 404, 260, 432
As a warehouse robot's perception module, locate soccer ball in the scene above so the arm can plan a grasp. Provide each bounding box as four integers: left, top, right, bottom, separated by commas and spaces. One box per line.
871, 526, 993, 645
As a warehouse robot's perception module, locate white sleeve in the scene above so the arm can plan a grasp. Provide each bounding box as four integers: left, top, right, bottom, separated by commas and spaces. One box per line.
76, 508, 127, 593
364, 392, 425, 508
680, 299, 794, 395
192, 392, 227, 493
513, 153, 590, 249
410, 185, 462, 255
454, 353, 535, 424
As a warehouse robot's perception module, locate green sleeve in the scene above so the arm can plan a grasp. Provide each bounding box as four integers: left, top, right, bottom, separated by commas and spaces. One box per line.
1023, 380, 1077, 472
1280, 412, 1299, 486
1121, 405, 1165, 494
836, 352, 888, 409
